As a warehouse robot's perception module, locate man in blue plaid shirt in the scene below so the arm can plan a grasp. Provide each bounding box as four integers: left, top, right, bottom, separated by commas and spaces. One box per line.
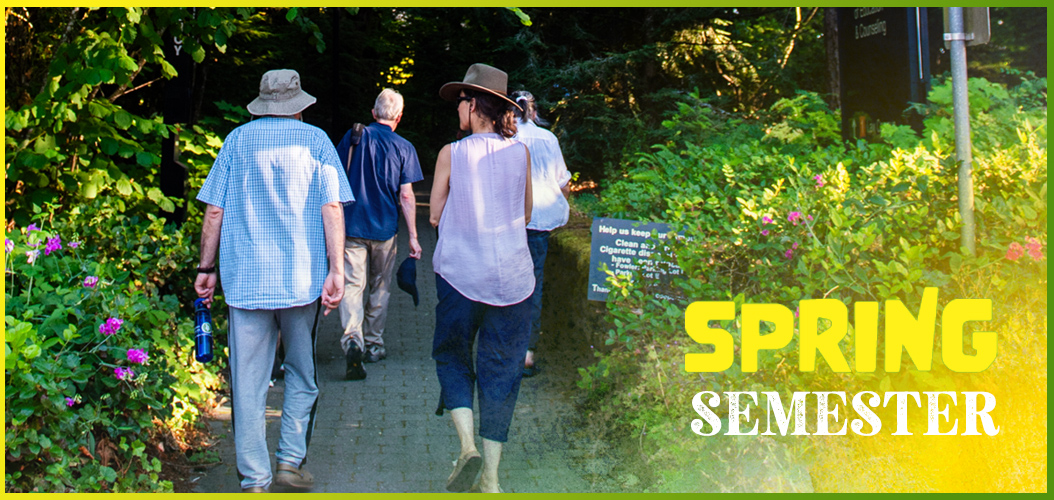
195, 69, 353, 493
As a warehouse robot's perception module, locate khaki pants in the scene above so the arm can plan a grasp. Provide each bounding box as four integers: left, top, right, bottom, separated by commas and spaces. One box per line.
339, 236, 398, 355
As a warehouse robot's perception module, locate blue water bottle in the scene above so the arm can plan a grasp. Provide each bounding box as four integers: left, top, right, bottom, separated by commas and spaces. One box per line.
194, 298, 214, 363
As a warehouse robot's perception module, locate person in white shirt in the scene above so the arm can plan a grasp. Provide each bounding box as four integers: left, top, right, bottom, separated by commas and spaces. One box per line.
510, 90, 571, 378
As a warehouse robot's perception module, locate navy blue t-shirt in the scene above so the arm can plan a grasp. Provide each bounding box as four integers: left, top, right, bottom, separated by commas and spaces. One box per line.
336, 123, 424, 241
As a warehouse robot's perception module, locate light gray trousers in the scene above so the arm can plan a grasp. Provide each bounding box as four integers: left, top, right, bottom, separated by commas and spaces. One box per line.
229, 301, 320, 490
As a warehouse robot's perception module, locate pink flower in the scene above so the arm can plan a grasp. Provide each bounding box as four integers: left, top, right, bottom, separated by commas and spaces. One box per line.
70, 241, 81, 249
788, 212, 802, 225
814, 175, 825, 187
26, 250, 40, 264
807, 214, 813, 221
5, 238, 12, 253
794, 307, 799, 318
1006, 242, 1025, 262
1026, 237, 1044, 261
761, 229, 769, 236
83, 276, 99, 288
114, 367, 135, 381
792, 242, 799, 250
99, 317, 124, 336
127, 348, 148, 364
65, 397, 76, 407
44, 236, 62, 256
784, 248, 794, 259
762, 216, 773, 225
26, 223, 40, 233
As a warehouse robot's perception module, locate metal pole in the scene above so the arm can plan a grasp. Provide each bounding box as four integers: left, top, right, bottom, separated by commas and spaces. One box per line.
948, 7, 976, 256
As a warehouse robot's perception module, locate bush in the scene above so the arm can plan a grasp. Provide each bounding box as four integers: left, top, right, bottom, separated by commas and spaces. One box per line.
583, 77, 1047, 491
4, 199, 226, 492
5, 124, 229, 492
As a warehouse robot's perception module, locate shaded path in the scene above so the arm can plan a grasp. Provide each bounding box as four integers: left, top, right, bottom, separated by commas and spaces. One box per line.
193, 180, 605, 493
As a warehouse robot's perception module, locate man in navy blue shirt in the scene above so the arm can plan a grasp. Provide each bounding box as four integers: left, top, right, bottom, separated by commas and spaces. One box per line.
336, 89, 424, 380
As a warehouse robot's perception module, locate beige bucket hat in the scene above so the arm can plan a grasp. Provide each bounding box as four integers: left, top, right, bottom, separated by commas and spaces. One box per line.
439, 63, 522, 113
247, 69, 317, 116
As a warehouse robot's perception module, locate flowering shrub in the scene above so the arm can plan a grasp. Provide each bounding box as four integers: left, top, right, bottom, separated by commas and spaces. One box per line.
4, 207, 226, 492
582, 76, 1046, 491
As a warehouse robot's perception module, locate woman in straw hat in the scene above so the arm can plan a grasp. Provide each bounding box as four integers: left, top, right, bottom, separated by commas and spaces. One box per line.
429, 63, 533, 493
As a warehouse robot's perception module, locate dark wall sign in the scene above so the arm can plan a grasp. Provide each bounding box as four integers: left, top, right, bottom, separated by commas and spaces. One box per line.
162, 33, 194, 125
160, 29, 194, 224
587, 217, 685, 301
838, 7, 945, 140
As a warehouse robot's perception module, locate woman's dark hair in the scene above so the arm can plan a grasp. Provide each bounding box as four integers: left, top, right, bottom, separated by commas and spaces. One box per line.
510, 90, 550, 127
464, 89, 517, 138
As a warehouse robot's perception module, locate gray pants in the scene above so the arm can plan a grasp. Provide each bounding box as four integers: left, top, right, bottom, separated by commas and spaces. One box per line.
229, 301, 320, 490
339, 236, 398, 356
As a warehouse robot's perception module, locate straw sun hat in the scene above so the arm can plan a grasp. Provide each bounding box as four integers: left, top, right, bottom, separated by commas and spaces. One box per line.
247, 69, 317, 116
439, 63, 522, 113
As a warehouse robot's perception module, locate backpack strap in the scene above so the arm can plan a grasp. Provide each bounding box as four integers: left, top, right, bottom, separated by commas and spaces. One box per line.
345, 123, 366, 172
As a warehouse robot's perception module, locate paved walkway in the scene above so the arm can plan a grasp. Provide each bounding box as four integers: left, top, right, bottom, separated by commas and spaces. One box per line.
194, 182, 601, 493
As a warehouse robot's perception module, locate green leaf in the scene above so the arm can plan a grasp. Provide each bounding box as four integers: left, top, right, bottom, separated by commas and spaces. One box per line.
286, 7, 299, 22
89, 101, 112, 118
22, 344, 41, 360
160, 60, 177, 79
116, 177, 133, 196
504, 7, 533, 26
98, 68, 115, 84
190, 44, 205, 64
147, 188, 175, 212
117, 143, 136, 158
99, 466, 118, 483
1021, 205, 1038, 220
135, 151, 156, 167
118, 55, 139, 72
33, 134, 57, 154
114, 110, 133, 129
125, 7, 142, 23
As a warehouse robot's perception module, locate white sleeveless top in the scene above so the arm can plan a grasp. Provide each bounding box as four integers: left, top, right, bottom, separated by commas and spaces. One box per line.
433, 133, 535, 306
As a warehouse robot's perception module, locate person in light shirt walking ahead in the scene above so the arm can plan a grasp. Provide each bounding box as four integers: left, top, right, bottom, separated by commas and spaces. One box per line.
195, 69, 353, 493
510, 90, 572, 378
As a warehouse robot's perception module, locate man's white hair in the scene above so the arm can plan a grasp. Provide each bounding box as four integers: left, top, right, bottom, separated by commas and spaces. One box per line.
373, 88, 404, 121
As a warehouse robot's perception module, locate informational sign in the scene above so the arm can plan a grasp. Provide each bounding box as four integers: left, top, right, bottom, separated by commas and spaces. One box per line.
587, 217, 685, 301
837, 7, 945, 140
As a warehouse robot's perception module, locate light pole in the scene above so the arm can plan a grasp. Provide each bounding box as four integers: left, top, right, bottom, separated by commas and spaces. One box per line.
947, 7, 976, 256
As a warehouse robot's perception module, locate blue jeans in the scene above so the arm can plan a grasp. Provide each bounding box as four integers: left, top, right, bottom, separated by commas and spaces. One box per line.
432, 274, 531, 442
526, 229, 550, 352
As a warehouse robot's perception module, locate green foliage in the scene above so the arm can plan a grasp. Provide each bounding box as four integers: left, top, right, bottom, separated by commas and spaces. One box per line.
4, 7, 242, 224
4, 203, 225, 492
891, 73, 1048, 154
4, 10, 241, 490
581, 78, 1047, 491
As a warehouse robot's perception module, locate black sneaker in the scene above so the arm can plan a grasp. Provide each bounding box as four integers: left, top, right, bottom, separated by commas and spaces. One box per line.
345, 345, 366, 380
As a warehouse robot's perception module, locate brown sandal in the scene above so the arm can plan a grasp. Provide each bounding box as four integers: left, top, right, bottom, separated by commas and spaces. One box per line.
274, 463, 314, 491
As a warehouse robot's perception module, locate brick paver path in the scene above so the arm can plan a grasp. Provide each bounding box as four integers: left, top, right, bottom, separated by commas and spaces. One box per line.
194, 181, 598, 493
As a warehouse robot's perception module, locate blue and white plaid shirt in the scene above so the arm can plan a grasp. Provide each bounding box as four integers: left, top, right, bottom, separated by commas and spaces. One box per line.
197, 117, 354, 310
